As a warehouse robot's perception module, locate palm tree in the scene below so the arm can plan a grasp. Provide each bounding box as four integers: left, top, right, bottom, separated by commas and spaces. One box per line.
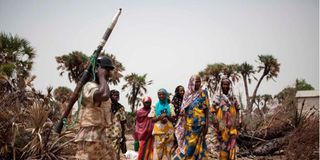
101, 52, 125, 85
199, 63, 225, 97
122, 73, 152, 113
223, 64, 240, 83
55, 51, 89, 83
55, 51, 124, 85
249, 55, 280, 113
253, 95, 263, 117
237, 62, 255, 110
0, 32, 36, 90
261, 94, 272, 114
53, 86, 72, 104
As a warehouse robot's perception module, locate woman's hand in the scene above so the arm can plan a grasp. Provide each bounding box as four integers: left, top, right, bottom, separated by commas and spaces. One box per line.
158, 113, 166, 120
179, 109, 185, 116
161, 117, 168, 124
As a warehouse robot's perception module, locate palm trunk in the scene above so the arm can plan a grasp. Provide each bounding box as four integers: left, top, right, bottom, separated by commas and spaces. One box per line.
250, 73, 266, 113
131, 86, 140, 113
131, 85, 136, 113
242, 74, 250, 111
256, 101, 264, 118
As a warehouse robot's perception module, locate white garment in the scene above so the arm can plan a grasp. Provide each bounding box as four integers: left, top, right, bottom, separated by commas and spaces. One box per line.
124, 150, 138, 160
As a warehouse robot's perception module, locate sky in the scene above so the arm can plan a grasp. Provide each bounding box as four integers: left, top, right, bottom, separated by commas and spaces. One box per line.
0, 0, 319, 111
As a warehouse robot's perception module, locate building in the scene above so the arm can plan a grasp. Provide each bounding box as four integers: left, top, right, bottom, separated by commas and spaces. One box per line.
296, 90, 319, 116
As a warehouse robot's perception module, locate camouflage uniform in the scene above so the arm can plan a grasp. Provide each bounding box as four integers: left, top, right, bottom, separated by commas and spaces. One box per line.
74, 82, 116, 160
105, 105, 127, 160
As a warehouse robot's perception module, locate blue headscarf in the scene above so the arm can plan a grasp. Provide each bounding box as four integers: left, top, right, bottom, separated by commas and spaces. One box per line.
155, 88, 171, 117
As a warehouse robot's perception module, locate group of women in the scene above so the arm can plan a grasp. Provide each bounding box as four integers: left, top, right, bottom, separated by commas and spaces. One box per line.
133, 74, 241, 160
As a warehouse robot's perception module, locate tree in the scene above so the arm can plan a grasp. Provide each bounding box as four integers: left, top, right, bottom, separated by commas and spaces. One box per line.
199, 63, 226, 97
261, 94, 273, 114
53, 86, 72, 104
223, 64, 240, 83
55, 51, 124, 85
122, 73, 152, 113
0, 32, 36, 89
295, 79, 314, 91
237, 62, 255, 109
56, 51, 88, 83
275, 79, 314, 103
275, 87, 296, 103
253, 95, 263, 117
249, 55, 280, 113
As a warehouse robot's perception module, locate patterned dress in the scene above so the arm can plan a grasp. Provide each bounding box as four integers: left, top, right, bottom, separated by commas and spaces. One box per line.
211, 93, 240, 160
174, 89, 209, 160
148, 104, 175, 160
105, 103, 127, 160
171, 95, 183, 126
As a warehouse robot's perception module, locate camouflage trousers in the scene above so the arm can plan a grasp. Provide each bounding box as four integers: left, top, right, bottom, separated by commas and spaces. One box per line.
76, 141, 116, 160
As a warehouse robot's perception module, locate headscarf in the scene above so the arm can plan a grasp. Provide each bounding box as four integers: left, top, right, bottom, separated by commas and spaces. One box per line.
181, 75, 202, 110
172, 85, 184, 125
110, 89, 122, 114
155, 88, 170, 117
142, 96, 152, 104
213, 77, 235, 103
174, 85, 184, 99
172, 85, 184, 110
212, 77, 238, 113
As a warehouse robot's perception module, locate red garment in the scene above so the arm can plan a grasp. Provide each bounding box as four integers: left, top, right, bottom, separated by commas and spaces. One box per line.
133, 107, 154, 141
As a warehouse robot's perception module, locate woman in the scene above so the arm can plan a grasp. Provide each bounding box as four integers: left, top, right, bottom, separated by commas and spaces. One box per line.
171, 85, 185, 152
174, 75, 209, 160
211, 78, 240, 160
105, 89, 127, 160
148, 88, 175, 160
133, 96, 154, 160
171, 85, 185, 126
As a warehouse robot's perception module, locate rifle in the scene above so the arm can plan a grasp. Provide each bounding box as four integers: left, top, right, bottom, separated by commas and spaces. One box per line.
53, 8, 122, 134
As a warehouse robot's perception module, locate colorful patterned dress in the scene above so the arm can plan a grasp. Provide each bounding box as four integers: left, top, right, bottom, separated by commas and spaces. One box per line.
105, 103, 127, 160
174, 89, 209, 160
211, 93, 240, 160
171, 95, 183, 126
148, 103, 175, 160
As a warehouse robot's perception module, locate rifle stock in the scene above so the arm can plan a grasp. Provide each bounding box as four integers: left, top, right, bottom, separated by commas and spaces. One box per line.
53, 8, 122, 134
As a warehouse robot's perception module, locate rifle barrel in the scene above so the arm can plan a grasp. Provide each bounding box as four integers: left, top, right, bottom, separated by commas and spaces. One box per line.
53, 8, 122, 134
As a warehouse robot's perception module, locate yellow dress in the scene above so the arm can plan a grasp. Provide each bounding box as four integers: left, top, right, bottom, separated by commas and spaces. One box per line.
148, 104, 175, 160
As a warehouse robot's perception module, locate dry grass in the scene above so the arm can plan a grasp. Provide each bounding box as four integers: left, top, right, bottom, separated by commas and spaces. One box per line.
239, 88, 319, 159
0, 87, 75, 159
284, 114, 319, 160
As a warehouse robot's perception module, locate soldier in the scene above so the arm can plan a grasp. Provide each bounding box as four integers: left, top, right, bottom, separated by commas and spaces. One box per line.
74, 56, 116, 160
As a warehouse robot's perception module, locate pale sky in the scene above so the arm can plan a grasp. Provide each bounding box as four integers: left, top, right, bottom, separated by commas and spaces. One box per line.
0, 0, 319, 111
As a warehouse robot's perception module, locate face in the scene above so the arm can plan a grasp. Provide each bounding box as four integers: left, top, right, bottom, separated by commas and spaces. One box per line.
221, 80, 230, 94
143, 101, 151, 108
104, 68, 112, 79
111, 91, 119, 102
194, 76, 201, 91
158, 91, 166, 101
178, 86, 185, 97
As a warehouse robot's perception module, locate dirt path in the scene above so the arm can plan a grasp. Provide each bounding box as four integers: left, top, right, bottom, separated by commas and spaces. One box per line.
121, 128, 284, 160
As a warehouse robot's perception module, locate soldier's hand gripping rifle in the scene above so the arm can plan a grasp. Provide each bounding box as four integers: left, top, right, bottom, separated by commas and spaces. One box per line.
53, 8, 122, 134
